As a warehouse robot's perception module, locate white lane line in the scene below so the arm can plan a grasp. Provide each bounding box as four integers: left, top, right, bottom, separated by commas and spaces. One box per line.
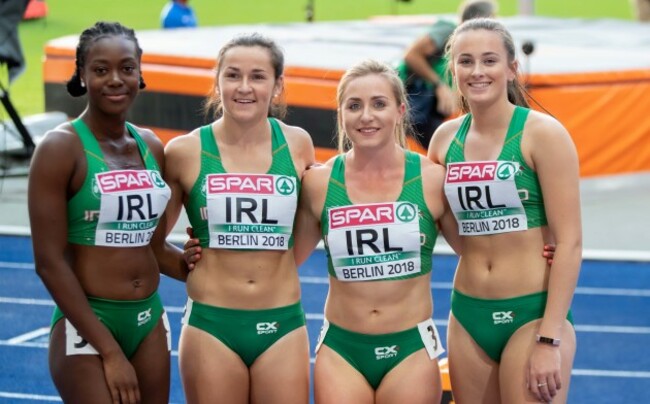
0, 392, 61, 401
0, 340, 48, 348
575, 325, 650, 334
0, 261, 34, 270
574, 286, 650, 297
572, 369, 650, 378
6, 327, 49, 344
0, 297, 54, 306
0, 391, 182, 404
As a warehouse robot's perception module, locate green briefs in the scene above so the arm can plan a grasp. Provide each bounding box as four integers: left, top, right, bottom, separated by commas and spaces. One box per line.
451, 289, 574, 362
51, 291, 169, 359
315, 319, 445, 390
182, 299, 306, 367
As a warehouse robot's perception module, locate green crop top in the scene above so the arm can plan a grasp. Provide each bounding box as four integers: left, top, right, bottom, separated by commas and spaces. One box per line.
67, 119, 170, 247
185, 118, 300, 250
444, 106, 547, 236
321, 150, 437, 282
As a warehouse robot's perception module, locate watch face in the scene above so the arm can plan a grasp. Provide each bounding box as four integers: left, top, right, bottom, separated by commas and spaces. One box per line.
537, 335, 560, 346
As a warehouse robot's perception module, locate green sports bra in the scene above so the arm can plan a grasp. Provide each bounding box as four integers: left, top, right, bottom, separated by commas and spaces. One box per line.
67, 119, 170, 246
185, 118, 300, 250
321, 150, 437, 282
444, 106, 547, 236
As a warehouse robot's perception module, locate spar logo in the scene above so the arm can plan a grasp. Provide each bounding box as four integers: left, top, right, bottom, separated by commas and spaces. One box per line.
496, 162, 517, 180
276, 176, 296, 196
447, 161, 519, 183
206, 174, 278, 195
96, 170, 160, 193
395, 202, 417, 223
446, 162, 498, 183
329, 203, 396, 229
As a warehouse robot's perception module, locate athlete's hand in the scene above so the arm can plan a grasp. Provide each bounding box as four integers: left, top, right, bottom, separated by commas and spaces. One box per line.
435, 84, 456, 117
543, 243, 556, 265
102, 351, 140, 404
527, 343, 562, 403
183, 227, 202, 271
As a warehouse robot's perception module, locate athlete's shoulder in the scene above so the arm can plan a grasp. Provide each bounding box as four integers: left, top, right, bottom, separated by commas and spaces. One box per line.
127, 123, 164, 153
418, 153, 445, 186
302, 157, 334, 189
428, 114, 465, 164
30, 122, 81, 175
164, 127, 202, 155
36, 122, 80, 153
524, 110, 571, 143
275, 119, 311, 142
275, 119, 316, 169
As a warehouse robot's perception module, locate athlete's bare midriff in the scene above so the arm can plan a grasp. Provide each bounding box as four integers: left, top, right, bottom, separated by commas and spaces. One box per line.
325, 276, 433, 334
186, 248, 301, 309
70, 244, 160, 300
454, 226, 552, 299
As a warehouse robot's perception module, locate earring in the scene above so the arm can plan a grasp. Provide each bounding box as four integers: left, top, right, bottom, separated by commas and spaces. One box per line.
80, 80, 85, 88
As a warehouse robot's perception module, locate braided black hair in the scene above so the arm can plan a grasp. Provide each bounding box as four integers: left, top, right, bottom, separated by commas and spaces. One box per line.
66, 21, 146, 97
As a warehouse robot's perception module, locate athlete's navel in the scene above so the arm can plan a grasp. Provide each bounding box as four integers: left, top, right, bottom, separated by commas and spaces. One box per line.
132, 278, 142, 288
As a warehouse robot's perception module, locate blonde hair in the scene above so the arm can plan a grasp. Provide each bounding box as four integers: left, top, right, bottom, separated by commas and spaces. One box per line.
336, 59, 410, 152
445, 18, 529, 113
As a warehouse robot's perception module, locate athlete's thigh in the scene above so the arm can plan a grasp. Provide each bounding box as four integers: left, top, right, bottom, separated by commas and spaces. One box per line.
250, 326, 310, 404
447, 313, 501, 404
376, 349, 442, 404
49, 319, 113, 403
130, 317, 171, 404
178, 324, 250, 404
313, 345, 374, 404
500, 319, 576, 404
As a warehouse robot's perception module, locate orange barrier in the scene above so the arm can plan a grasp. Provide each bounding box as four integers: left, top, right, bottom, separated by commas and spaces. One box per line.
440, 357, 455, 404
43, 21, 650, 178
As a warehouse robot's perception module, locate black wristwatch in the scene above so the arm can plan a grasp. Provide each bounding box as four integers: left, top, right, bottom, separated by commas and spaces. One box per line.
536, 334, 561, 346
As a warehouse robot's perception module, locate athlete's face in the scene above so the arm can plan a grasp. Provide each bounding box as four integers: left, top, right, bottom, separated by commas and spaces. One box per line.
82, 36, 141, 116
339, 74, 405, 150
216, 46, 282, 122
451, 29, 516, 107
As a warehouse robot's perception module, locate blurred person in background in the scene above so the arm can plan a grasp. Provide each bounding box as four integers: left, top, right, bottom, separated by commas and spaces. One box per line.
161, 0, 198, 29
397, 0, 497, 150
631, 0, 650, 21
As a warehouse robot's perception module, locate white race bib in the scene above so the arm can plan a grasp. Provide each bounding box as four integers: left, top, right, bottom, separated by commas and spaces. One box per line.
445, 161, 527, 236
95, 170, 170, 247
205, 174, 298, 250
327, 202, 421, 281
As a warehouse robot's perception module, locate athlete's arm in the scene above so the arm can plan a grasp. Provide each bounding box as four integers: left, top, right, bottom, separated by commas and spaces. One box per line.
404, 34, 440, 86
163, 132, 200, 236
524, 112, 582, 401
438, 199, 462, 255
281, 121, 316, 177
138, 128, 188, 282
28, 128, 138, 394
293, 165, 329, 267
